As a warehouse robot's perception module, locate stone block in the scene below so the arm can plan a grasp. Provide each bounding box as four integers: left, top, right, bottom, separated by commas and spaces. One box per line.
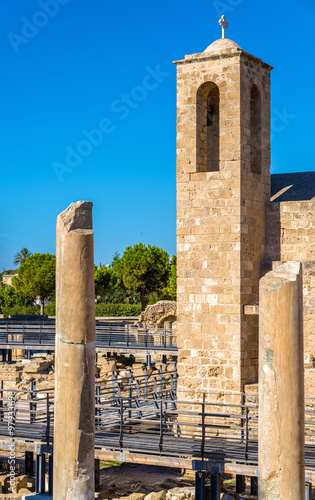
166, 487, 195, 500
113, 494, 146, 500
23, 361, 51, 374
144, 491, 166, 500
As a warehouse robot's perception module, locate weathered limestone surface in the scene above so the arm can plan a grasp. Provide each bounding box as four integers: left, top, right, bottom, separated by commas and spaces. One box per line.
175, 37, 272, 393
262, 260, 315, 399
258, 261, 304, 499
265, 199, 315, 262
54, 201, 96, 500
138, 301, 176, 328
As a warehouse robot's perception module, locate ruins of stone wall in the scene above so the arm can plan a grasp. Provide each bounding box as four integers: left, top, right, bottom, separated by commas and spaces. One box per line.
265, 200, 315, 261
175, 43, 271, 394
138, 301, 176, 328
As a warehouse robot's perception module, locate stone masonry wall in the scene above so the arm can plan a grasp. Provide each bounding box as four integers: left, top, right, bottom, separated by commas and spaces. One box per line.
265, 200, 315, 261
265, 200, 315, 398
175, 40, 272, 394
239, 56, 271, 386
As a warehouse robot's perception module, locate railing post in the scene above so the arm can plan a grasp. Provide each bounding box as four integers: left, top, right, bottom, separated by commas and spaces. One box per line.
305, 481, 312, 500
0, 380, 3, 422
35, 453, 46, 494
119, 398, 123, 449
245, 405, 249, 462
250, 476, 258, 495
201, 393, 205, 458
48, 455, 53, 495
46, 393, 50, 443
96, 383, 101, 429
128, 369, 132, 402
128, 369, 132, 430
145, 326, 148, 348
210, 473, 221, 500
159, 365, 163, 397
95, 458, 100, 491
159, 400, 163, 452
111, 372, 115, 405
240, 393, 245, 443
25, 451, 34, 477
30, 381, 36, 424
144, 366, 148, 398
39, 323, 42, 345
127, 324, 129, 347
195, 471, 205, 500
236, 475, 246, 493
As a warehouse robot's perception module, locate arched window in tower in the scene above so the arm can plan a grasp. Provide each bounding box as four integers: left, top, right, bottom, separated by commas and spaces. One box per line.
196, 82, 220, 172
250, 85, 262, 174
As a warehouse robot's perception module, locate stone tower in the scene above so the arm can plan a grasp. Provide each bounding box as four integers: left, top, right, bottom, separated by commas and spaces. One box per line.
174, 35, 273, 393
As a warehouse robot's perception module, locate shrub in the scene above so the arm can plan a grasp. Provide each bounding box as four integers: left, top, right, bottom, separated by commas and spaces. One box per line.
45, 301, 56, 316
2, 304, 40, 316
95, 303, 141, 317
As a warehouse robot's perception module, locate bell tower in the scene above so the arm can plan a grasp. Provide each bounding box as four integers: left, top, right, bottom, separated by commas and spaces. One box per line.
174, 21, 273, 392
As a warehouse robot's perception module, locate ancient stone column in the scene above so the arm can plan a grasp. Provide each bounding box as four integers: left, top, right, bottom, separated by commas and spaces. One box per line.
54, 201, 95, 500
258, 261, 304, 499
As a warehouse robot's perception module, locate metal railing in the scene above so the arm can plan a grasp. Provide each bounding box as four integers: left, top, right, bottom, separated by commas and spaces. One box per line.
0, 320, 177, 351
0, 388, 53, 444
95, 390, 258, 464
0, 374, 314, 470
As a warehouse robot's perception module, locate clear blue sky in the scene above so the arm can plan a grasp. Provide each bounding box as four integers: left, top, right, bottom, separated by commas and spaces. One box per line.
1, 0, 314, 270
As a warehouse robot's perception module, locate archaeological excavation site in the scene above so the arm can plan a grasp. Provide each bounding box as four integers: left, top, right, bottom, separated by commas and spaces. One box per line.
0, 17, 314, 500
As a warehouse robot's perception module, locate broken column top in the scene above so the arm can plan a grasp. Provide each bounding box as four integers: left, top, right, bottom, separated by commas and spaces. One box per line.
58, 201, 93, 232
260, 261, 301, 285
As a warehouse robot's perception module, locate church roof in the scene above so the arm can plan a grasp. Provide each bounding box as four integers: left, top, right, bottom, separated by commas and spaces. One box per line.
271, 172, 315, 202
204, 38, 241, 53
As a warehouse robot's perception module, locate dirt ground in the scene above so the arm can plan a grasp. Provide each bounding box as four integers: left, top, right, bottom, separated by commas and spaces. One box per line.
99, 462, 194, 498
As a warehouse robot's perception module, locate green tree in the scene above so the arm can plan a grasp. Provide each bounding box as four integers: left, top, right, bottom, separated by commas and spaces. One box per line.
0, 286, 16, 310
13, 247, 32, 267
0, 284, 36, 315
166, 255, 177, 300
94, 265, 112, 297
113, 243, 170, 311
111, 252, 120, 265
12, 253, 56, 315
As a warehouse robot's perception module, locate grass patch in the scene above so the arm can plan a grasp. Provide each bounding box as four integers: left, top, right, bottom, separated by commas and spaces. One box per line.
100, 460, 122, 469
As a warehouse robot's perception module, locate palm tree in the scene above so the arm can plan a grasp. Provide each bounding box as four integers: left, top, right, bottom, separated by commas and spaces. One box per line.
14, 248, 32, 267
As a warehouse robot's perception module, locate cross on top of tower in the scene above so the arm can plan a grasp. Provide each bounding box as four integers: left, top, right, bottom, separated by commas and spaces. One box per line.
219, 15, 229, 39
